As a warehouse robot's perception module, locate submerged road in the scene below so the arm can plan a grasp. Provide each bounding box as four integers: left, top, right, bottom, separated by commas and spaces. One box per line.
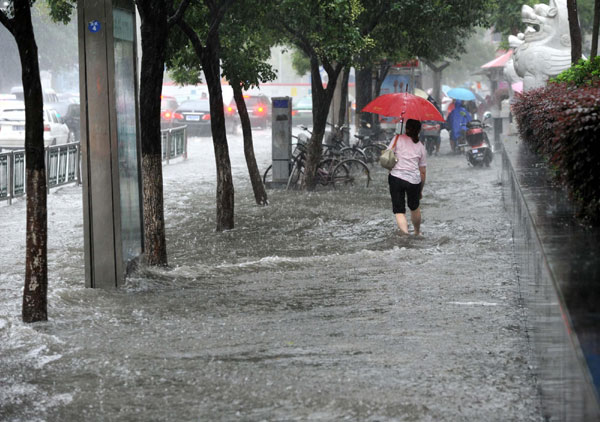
0, 129, 542, 421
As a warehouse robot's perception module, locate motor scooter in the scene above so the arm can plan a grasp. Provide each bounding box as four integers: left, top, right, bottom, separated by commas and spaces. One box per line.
464, 118, 493, 167
420, 121, 442, 156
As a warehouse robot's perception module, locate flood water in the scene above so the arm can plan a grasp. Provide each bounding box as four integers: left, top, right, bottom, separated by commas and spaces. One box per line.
0, 129, 543, 421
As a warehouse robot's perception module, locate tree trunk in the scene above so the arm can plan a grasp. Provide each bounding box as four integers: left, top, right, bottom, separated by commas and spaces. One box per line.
303, 57, 340, 190
202, 34, 235, 230
355, 64, 373, 128
232, 83, 268, 206
138, 8, 169, 266
424, 60, 450, 105
567, 0, 583, 64
591, 0, 600, 58
337, 67, 350, 127
374, 61, 391, 98
11, 2, 48, 322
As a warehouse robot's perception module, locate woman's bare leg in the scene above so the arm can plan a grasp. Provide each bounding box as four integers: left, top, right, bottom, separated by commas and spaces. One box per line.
411, 207, 422, 235
395, 213, 409, 234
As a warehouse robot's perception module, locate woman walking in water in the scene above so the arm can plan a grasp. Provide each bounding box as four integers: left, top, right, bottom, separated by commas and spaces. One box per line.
387, 119, 427, 236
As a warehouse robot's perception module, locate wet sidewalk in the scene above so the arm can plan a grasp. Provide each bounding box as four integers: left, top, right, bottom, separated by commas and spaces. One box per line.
0, 131, 543, 421
502, 135, 600, 420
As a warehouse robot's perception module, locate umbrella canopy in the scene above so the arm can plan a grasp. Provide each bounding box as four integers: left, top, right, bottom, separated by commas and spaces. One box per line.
446, 87, 476, 101
361, 93, 444, 122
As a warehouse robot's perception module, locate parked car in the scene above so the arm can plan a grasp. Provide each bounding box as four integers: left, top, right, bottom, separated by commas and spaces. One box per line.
61, 103, 81, 142
291, 95, 313, 127
160, 95, 179, 128
225, 93, 271, 133
0, 103, 70, 149
10, 86, 59, 104
172, 99, 212, 136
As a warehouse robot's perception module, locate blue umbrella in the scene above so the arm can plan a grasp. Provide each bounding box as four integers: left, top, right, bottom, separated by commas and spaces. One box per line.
446, 87, 476, 101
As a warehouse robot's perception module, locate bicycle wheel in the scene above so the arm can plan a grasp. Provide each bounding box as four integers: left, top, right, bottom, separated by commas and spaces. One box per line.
262, 165, 272, 184
316, 157, 340, 186
340, 146, 367, 162
333, 159, 371, 189
361, 145, 383, 164
286, 161, 304, 190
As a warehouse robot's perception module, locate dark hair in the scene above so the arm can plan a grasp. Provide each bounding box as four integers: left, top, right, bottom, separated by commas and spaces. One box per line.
406, 119, 421, 143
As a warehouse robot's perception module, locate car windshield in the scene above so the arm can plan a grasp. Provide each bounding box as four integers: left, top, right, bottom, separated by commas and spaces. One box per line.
0, 108, 25, 121
161, 98, 178, 110
179, 100, 210, 110
246, 97, 265, 106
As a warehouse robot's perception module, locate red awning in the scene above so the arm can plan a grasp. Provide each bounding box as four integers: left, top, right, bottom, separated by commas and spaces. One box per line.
481, 50, 513, 69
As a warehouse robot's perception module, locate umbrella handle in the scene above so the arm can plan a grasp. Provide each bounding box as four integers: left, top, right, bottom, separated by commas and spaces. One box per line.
400, 111, 405, 134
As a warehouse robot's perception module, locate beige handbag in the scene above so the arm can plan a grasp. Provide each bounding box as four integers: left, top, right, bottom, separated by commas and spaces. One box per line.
379, 134, 399, 170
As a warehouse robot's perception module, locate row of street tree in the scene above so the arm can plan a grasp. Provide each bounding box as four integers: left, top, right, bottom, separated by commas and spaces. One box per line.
1, 0, 597, 322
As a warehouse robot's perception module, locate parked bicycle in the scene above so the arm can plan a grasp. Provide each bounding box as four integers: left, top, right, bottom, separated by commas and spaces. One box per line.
263, 126, 371, 189
300, 124, 367, 163
262, 132, 308, 185
286, 147, 370, 190
352, 133, 387, 165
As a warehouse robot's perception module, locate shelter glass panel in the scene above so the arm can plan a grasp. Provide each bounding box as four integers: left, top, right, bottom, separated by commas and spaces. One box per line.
113, 8, 142, 263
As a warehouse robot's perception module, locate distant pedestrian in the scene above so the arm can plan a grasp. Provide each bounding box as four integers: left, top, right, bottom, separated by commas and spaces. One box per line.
388, 119, 427, 236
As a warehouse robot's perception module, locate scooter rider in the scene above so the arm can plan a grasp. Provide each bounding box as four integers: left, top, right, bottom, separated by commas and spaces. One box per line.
446, 99, 472, 152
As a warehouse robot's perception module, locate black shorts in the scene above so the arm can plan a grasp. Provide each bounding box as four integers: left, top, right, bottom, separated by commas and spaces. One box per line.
388, 174, 421, 214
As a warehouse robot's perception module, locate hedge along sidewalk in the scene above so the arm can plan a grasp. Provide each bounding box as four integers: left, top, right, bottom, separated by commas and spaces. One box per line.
501, 135, 600, 420
511, 81, 600, 223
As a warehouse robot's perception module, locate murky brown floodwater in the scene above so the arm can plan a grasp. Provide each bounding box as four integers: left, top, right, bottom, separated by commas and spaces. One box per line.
0, 129, 542, 421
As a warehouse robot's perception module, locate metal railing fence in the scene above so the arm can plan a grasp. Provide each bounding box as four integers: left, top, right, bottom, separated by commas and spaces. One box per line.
0, 143, 80, 205
161, 125, 188, 164
46, 143, 81, 193
1, 125, 188, 204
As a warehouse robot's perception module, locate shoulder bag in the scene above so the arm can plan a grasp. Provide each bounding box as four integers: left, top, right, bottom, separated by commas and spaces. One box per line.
379, 134, 400, 170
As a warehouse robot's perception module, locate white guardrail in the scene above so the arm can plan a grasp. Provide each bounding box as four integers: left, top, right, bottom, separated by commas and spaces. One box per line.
0, 125, 187, 204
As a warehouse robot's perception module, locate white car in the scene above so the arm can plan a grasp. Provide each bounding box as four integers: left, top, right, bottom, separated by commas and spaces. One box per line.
0, 103, 70, 149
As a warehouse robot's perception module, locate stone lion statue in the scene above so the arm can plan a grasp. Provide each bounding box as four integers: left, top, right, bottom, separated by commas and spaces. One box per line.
512, 0, 572, 91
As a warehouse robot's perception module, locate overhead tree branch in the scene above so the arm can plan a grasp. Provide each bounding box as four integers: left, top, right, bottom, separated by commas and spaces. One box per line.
0, 10, 14, 35
206, 0, 235, 39
322, 57, 334, 76
279, 20, 318, 60
177, 19, 205, 60
167, 0, 191, 26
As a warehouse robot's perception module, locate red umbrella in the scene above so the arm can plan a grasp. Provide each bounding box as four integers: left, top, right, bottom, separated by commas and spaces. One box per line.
362, 93, 445, 122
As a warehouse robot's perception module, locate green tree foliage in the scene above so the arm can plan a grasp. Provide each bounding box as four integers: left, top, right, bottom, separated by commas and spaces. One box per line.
350, 0, 492, 121
368, 0, 492, 64
168, 0, 277, 90
490, 0, 536, 38
291, 48, 311, 77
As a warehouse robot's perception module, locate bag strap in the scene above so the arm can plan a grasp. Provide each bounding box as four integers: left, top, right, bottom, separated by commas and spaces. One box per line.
391, 134, 400, 150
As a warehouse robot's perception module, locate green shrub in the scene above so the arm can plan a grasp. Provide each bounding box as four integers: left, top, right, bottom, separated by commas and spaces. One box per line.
550, 57, 600, 87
